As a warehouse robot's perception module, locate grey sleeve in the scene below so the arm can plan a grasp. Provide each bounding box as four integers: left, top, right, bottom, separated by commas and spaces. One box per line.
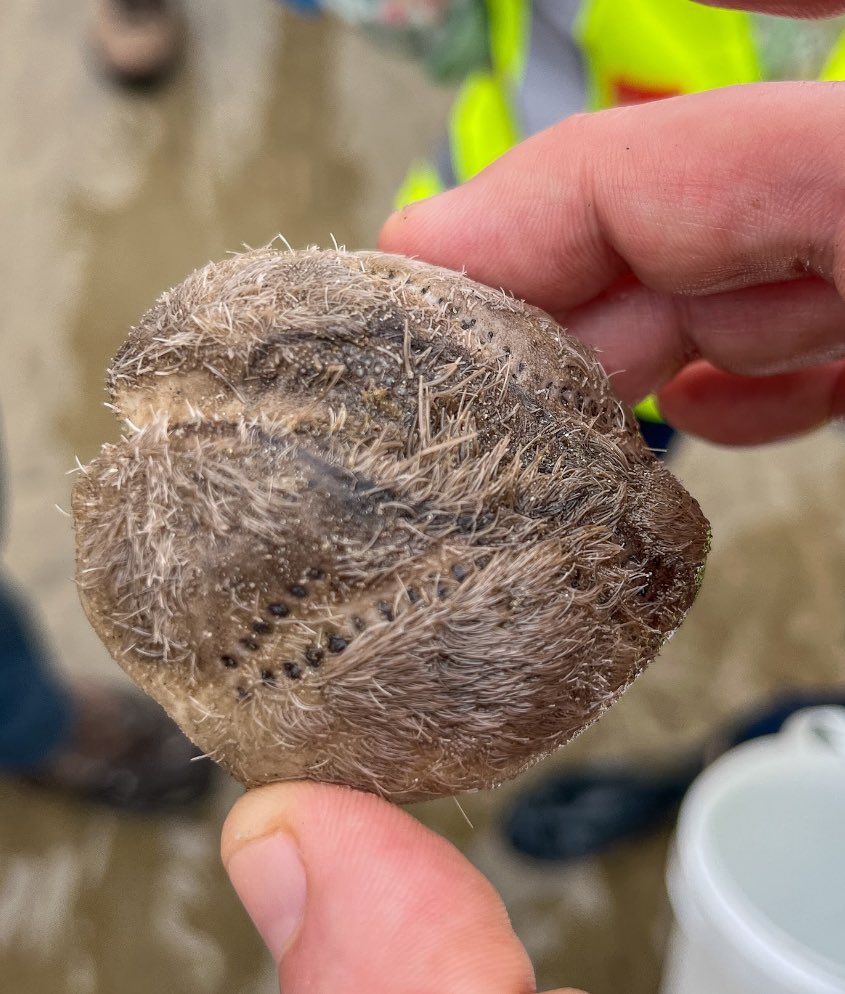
516, 0, 587, 137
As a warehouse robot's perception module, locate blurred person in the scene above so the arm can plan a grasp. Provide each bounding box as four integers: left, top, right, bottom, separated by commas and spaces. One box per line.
0, 424, 211, 810
91, 0, 184, 85
217, 1, 845, 992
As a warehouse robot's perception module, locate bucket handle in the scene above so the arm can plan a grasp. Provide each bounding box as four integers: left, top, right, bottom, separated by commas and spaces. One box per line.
781, 705, 845, 759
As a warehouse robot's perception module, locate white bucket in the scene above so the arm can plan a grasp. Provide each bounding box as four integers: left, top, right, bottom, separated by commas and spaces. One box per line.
660, 706, 845, 994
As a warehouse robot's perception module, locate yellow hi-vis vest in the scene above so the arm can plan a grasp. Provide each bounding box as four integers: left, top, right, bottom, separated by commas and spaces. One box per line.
395, 0, 845, 425
398, 0, 845, 203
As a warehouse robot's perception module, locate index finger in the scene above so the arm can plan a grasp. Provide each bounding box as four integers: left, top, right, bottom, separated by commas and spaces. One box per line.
380, 82, 845, 316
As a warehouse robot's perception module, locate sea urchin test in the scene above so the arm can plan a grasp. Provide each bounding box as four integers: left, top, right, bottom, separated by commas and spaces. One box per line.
73, 248, 709, 802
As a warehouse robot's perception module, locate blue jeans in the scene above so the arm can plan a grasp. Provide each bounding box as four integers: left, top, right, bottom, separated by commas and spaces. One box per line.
640, 420, 677, 456
0, 440, 73, 771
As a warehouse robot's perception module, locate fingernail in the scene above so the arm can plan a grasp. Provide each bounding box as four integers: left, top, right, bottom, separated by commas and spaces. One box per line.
225, 833, 307, 961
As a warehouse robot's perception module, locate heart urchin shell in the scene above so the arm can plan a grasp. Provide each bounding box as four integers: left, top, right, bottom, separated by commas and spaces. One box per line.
72, 246, 709, 802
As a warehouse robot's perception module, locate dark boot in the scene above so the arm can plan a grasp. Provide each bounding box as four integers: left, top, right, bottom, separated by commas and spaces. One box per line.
92, 0, 184, 86
26, 684, 213, 812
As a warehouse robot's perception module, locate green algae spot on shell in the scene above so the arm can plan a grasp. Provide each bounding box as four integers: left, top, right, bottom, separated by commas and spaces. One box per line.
72, 247, 709, 802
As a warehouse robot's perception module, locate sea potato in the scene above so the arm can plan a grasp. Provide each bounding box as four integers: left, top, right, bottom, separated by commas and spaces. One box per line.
73, 247, 709, 802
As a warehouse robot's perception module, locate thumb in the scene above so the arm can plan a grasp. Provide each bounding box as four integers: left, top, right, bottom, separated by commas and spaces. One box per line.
221, 782, 581, 994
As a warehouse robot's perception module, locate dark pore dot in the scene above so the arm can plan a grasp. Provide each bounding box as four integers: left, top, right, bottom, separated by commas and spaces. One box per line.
268, 602, 289, 617
236, 686, 252, 702
571, 569, 590, 591
437, 585, 449, 599
377, 601, 395, 622
289, 584, 308, 598
456, 513, 476, 534
283, 661, 303, 680
260, 669, 277, 685
253, 621, 273, 635
352, 615, 367, 632
221, 655, 239, 668
241, 638, 259, 651
328, 635, 348, 654
304, 645, 324, 668
407, 588, 421, 604
451, 564, 468, 582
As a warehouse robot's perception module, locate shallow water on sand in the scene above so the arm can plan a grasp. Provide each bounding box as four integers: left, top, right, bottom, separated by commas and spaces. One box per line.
1, 3, 843, 992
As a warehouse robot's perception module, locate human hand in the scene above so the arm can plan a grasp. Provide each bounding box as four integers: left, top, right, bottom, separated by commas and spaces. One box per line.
222, 782, 584, 994
222, 7, 845, 990
380, 78, 845, 444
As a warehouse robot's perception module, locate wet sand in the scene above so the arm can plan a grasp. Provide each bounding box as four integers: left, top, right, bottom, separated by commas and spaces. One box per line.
1, 2, 843, 992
